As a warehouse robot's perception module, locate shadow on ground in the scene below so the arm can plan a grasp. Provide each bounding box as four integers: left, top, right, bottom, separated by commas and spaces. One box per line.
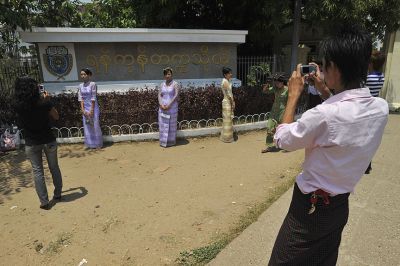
44, 187, 88, 210
175, 139, 190, 147
0, 146, 83, 204
60, 186, 88, 202
58, 144, 109, 159
0, 149, 32, 204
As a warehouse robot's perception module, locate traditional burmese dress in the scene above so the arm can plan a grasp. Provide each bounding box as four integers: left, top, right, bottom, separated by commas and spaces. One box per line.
158, 81, 179, 147
220, 78, 234, 143
78, 81, 103, 148
265, 85, 288, 147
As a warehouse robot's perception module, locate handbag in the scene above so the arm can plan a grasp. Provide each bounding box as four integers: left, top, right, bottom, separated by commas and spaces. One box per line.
0, 128, 21, 151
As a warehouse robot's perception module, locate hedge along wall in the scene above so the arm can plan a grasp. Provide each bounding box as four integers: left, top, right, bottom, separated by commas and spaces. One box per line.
50, 86, 275, 128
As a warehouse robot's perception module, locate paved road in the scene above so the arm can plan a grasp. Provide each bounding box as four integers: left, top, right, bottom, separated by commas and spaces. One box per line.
209, 114, 400, 266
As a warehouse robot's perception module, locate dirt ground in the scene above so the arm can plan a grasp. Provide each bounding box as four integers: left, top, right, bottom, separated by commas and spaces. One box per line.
0, 131, 303, 266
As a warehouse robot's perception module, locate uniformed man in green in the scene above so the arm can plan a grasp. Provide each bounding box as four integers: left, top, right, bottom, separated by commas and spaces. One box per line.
261, 73, 288, 153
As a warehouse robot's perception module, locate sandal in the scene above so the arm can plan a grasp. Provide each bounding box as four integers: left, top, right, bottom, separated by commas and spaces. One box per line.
261, 146, 279, 153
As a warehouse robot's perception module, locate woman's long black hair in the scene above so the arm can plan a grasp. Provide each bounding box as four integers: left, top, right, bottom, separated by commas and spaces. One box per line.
13, 76, 40, 113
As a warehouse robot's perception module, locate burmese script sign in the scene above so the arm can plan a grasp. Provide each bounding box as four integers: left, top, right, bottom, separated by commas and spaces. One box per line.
74, 43, 237, 81
19, 28, 247, 84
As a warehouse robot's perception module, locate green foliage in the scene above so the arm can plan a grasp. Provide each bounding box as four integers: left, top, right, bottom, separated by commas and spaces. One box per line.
176, 240, 227, 265
1, 85, 274, 127
0, 0, 137, 56
0, 0, 81, 57
45, 232, 72, 255
0, 0, 35, 57
303, 0, 400, 39
133, 0, 293, 51
32, 0, 82, 27
130, 0, 400, 52
246, 63, 271, 87
0, 58, 40, 123
1, 0, 399, 56
76, 0, 137, 28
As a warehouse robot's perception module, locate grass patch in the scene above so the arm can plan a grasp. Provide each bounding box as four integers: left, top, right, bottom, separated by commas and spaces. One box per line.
102, 216, 120, 233
45, 232, 72, 255
177, 241, 227, 265
176, 174, 297, 265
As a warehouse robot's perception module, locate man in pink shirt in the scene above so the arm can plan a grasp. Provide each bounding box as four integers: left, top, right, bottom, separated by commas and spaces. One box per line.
268, 26, 389, 265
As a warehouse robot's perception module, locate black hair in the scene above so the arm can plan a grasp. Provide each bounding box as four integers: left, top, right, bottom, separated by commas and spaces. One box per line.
320, 25, 372, 89
80, 68, 93, 76
370, 50, 386, 72
163, 67, 173, 76
13, 76, 40, 113
314, 59, 323, 66
272, 72, 288, 85
222, 66, 232, 77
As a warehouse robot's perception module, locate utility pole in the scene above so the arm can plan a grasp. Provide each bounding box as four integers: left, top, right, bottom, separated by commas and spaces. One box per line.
290, 0, 302, 71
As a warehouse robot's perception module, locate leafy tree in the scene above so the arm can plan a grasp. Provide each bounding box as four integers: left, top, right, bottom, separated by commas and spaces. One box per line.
303, 0, 400, 39
133, 0, 292, 53
0, 0, 139, 56
0, 0, 36, 57
133, 0, 400, 53
33, 0, 82, 27
76, 0, 137, 28
0, 0, 82, 57
1, 0, 399, 57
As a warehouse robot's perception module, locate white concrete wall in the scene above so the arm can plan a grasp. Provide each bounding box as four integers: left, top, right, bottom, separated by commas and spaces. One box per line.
20, 28, 248, 44
43, 78, 242, 94
382, 30, 400, 111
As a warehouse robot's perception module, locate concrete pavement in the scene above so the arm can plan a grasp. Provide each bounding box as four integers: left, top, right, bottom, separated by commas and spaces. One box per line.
209, 114, 400, 266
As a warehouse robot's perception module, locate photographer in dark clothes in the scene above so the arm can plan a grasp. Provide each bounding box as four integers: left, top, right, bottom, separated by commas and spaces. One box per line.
14, 77, 63, 210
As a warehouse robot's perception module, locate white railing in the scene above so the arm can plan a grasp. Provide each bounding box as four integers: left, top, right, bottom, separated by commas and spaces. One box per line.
50, 113, 271, 139
14, 113, 271, 140
12, 108, 312, 144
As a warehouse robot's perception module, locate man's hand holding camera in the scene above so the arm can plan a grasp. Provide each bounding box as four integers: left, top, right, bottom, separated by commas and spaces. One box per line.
42, 90, 50, 99
39, 85, 51, 102
288, 64, 305, 98
279, 64, 305, 124
306, 62, 332, 100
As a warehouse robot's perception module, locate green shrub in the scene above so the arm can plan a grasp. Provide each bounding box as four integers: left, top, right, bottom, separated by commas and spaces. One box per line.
1, 85, 274, 127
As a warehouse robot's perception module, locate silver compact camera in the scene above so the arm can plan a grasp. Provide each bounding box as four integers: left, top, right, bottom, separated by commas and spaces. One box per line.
300, 65, 317, 76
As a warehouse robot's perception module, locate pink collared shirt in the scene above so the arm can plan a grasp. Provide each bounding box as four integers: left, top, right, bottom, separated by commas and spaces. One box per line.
274, 88, 389, 195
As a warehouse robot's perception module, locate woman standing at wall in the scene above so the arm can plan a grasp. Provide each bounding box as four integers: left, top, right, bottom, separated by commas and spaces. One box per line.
78, 68, 103, 149
220, 67, 235, 143
158, 67, 179, 147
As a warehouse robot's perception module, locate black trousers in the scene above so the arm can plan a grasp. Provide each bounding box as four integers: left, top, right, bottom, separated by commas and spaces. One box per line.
269, 183, 350, 266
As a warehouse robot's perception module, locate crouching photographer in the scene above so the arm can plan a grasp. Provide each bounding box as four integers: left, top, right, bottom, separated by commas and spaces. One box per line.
14, 77, 63, 210
260, 73, 289, 153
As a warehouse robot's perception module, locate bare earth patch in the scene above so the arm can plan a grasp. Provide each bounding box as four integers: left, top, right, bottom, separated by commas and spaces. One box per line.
0, 131, 303, 265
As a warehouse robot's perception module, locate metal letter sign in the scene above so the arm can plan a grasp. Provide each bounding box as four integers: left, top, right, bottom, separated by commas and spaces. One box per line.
43, 46, 73, 80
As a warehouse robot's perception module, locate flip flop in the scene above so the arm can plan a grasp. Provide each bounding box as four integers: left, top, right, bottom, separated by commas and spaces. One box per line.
261, 148, 268, 153
261, 146, 278, 153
